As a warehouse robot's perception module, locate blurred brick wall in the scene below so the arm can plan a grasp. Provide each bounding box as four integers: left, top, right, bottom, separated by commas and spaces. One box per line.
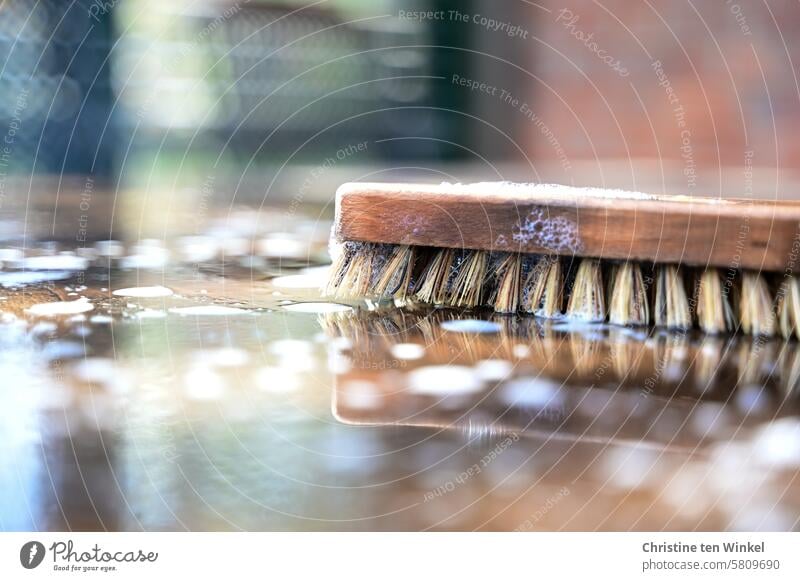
523, 1, 799, 184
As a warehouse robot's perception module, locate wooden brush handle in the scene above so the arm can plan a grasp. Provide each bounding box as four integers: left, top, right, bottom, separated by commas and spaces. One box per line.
334, 182, 800, 272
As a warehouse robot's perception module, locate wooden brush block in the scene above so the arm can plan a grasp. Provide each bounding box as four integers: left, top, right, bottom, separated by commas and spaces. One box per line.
334, 182, 800, 272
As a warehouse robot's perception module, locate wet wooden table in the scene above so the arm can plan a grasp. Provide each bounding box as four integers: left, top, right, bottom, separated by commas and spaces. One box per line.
0, 204, 799, 532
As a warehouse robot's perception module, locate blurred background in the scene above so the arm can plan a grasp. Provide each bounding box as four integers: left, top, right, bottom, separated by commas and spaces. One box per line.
2, 0, 800, 242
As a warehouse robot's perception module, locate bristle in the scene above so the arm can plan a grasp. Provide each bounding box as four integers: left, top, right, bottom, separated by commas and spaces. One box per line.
447, 250, 489, 308
778, 276, 800, 340
414, 248, 455, 304
695, 268, 736, 334
609, 261, 650, 326
372, 245, 414, 299
653, 264, 691, 329
324, 242, 356, 297
492, 253, 521, 313
324, 241, 386, 298
520, 256, 562, 317
327, 241, 793, 340
739, 271, 776, 336
779, 340, 800, 396
566, 258, 605, 321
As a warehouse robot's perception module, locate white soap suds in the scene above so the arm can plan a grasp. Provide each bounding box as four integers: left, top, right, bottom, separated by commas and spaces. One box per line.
26, 298, 94, 316
22, 254, 88, 271
283, 302, 352, 313
169, 305, 251, 316
112, 285, 174, 298
438, 181, 664, 201
512, 207, 582, 253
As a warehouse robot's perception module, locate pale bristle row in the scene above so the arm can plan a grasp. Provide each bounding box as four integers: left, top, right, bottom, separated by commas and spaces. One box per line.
566, 258, 605, 322
778, 277, 800, 340
324, 241, 789, 337
739, 271, 776, 337
653, 264, 691, 329
695, 269, 737, 334
609, 261, 649, 326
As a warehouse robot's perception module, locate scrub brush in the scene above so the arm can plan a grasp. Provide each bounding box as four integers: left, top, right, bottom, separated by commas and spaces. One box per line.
324, 182, 800, 338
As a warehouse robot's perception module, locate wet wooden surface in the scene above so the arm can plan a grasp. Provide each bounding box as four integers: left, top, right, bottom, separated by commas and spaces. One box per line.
0, 200, 799, 532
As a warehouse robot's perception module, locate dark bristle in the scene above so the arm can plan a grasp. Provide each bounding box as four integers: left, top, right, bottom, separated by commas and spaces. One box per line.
448, 250, 489, 308
325, 241, 383, 298
414, 248, 456, 304
520, 256, 562, 318
372, 245, 415, 299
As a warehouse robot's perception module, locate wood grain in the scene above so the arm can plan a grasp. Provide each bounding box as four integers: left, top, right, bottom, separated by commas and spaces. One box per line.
334, 182, 800, 272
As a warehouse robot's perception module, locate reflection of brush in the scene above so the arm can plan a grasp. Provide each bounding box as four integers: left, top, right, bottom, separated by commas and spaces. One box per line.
319, 309, 798, 402
323, 309, 798, 446
325, 182, 800, 338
